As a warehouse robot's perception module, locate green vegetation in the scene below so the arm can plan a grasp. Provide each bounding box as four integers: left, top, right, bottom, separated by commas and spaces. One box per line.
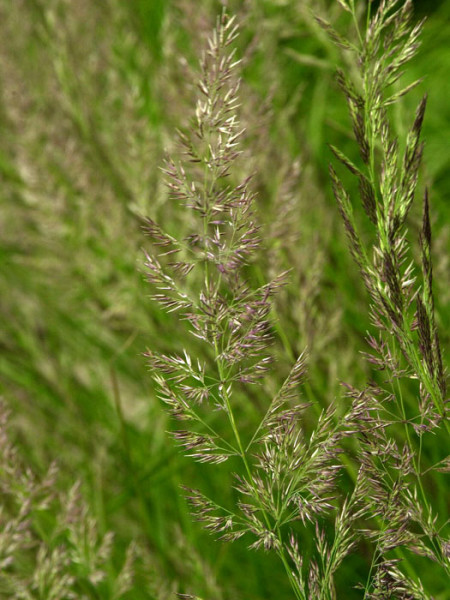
0, 1, 448, 598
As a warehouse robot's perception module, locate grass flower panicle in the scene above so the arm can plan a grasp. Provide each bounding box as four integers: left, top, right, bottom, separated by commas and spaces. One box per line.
0, 0, 447, 598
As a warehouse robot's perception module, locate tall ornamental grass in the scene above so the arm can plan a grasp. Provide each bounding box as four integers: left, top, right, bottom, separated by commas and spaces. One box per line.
0, 0, 448, 598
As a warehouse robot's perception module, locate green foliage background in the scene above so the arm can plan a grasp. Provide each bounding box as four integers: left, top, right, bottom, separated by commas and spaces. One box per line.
0, 0, 448, 598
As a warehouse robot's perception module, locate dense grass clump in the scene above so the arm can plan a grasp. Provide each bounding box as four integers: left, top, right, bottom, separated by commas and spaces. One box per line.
0, 0, 448, 598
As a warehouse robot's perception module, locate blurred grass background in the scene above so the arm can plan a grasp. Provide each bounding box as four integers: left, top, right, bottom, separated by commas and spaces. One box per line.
0, 0, 449, 598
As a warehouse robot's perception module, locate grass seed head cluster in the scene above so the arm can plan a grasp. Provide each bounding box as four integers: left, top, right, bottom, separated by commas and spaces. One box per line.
144, 3, 449, 599
0, 0, 448, 598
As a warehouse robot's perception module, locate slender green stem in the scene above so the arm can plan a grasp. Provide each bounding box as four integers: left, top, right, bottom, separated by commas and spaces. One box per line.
214, 348, 305, 600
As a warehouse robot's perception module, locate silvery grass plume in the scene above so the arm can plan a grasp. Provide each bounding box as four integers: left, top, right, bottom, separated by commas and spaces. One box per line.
324, 1, 449, 597
143, 11, 361, 600
0, 400, 136, 599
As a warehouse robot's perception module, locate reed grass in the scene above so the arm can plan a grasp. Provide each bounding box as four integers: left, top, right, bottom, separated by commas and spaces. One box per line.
0, 0, 448, 598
